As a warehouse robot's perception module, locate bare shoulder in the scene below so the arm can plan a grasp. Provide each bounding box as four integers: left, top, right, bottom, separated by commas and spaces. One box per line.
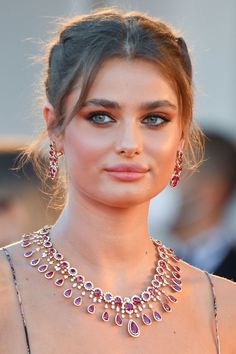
182, 261, 236, 353
0, 240, 23, 318
209, 272, 236, 323
0, 241, 28, 352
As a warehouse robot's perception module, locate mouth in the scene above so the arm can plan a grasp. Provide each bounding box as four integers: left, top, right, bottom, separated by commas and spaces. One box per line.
104, 164, 149, 182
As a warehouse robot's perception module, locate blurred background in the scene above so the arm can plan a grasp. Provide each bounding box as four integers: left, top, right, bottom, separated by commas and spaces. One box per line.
0, 0, 236, 279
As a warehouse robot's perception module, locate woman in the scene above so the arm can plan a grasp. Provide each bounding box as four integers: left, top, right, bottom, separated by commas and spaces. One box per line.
0, 8, 235, 354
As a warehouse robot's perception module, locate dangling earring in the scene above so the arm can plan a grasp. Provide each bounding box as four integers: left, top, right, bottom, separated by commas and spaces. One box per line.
48, 141, 63, 180
170, 150, 183, 188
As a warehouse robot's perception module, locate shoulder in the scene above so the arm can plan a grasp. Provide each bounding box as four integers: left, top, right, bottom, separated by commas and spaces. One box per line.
182, 261, 236, 353
0, 241, 27, 351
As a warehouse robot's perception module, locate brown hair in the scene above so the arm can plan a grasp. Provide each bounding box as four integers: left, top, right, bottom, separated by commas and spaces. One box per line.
20, 8, 203, 209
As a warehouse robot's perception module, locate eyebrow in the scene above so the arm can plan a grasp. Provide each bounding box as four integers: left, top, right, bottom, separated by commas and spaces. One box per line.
82, 98, 177, 110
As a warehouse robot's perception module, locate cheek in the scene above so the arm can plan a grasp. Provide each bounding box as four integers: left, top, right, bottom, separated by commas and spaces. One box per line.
147, 130, 180, 172
63, 121, 109, 174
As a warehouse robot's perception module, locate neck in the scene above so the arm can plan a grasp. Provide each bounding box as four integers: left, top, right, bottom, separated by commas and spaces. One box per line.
49, 188, 157, 295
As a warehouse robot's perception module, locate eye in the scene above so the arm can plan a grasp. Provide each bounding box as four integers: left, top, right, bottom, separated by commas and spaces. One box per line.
142, 114, 169, 126
86, 112, 114, 125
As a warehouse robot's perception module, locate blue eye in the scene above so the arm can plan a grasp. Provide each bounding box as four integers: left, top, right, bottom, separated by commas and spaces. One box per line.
142, 115, 168, 126
87, 113, 114, 124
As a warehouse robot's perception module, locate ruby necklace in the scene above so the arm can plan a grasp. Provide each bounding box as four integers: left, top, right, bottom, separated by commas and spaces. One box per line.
21, 225, 182, 338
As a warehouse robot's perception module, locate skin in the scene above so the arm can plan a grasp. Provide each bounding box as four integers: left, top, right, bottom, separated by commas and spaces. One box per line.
0, 58, 236, 353
43, 58, 184, 294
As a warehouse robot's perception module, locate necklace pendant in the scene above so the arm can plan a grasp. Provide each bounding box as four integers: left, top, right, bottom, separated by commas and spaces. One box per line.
102, 311, 109, 321
115, 313, 123, 326
87, 304, 96, 314
141, 313, 152, 325
128, 319, 140, 338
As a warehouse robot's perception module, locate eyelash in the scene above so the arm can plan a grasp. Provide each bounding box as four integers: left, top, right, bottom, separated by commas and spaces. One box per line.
86, 111, 169, 127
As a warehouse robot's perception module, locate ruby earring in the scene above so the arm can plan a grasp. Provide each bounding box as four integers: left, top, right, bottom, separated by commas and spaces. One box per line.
170, 150, 183, 188
48, 141, 63, 180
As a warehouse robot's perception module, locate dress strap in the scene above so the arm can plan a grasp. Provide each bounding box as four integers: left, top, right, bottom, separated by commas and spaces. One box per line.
204, 271, 221, 354
2, 247, 31, 354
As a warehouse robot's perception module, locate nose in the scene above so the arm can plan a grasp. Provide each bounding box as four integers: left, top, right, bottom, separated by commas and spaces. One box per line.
115, 120, 143, 158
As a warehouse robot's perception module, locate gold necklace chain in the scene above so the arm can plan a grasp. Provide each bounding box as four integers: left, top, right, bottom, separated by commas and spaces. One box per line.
21, 225, 182, 338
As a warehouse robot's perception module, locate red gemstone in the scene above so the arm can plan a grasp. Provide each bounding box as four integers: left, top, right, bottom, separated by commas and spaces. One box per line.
173, 265, 181, 272
154, 275, 163, 283
43, 241, 52, 248
104, 292, 113, 302
76, 275, 85, 283
142, 291, 150, 301
171, 284, 182, 292
167, 294, 177, 303
171, 176, 179, 187
159, 251, 167, 259
87, 304, 95, 314
84, 281, 93, 290
172, 278, 182, 285
158, 260, 167, 268
171, 254, 180, 262
60, 261, 70, 269
115, 313, 123, 326
128, 320, 140, 337
68, 267, 77, 276
152, 280, 160, 288
55, 278, 64, 286
22, 240, 31, 247
162, 303, 172, 312
38, 264, 48, 273
156, 266, 164, 275
45, 271, 54, 279
114, 296, 122, 306
30, 258, 40, 266
102, 311, 109, 321
54, 253, 63, 261
142, 313, 152, 325
73, 296, 82, 306
64, 288, 72, 298
132, 295, 141, 305
125, 302, 134, 313
147, 287, 156, 295
94, 288, 102, 297
153, 311, 162, 321
24, 251, 33, 258
172, 271, 181, 279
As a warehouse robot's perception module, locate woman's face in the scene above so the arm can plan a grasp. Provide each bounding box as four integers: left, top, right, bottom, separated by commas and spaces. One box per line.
57, 58, 183, 207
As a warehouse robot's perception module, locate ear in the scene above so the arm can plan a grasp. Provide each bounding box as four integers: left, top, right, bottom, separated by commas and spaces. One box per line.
178, 131, 185, 152
43, 101, 64, 153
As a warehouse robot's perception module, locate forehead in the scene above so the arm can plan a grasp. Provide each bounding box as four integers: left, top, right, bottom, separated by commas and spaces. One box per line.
69, 58, 178, 110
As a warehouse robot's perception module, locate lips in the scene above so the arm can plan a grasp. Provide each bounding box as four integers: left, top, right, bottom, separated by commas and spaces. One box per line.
104, 163, 149, 173
104, 164, 149, 182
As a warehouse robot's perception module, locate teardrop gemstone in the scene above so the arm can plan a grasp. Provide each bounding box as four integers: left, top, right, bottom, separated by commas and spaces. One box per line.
171, 284, 182, 292
153, 311, 162, 321
142, 313, 152, 325
73, 296, 82, 306
128, 319, 140, 338
21, 240, 31, 248
115, 313, 123, 326
87, 304, 95, 314
55, 278, 64, 287
38, 264, 48, 273
30, 258, 40, 266
64, 288, 72, 298
162, 303, 172, 312
45, 271, 55, 279
167, 294, 178, 303
102, 311, 109, 321
24, 251, 34, 258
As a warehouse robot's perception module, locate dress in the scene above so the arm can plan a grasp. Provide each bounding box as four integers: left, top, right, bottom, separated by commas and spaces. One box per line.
1, 247, 221, 354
